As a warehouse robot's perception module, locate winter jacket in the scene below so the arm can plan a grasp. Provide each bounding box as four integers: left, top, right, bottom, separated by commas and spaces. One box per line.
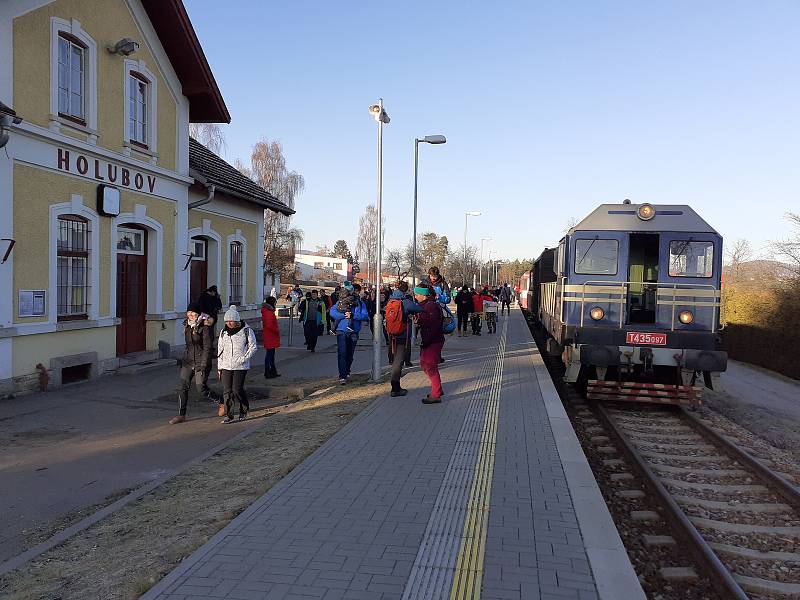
298, 299, 323, 325
387, 289, 422, 341
417, 299, 445, 348
422, 276, 451, 305
499, 286, 512, 302
260, 306, 281, 350
472, 293, 484, 313
181, 320, 212, 370
455, 290, 473, 314
217, 323, 258, 370
329, 299, 370, 334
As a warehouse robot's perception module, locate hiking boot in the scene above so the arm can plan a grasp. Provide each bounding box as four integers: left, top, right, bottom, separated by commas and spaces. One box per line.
271, 371, 281, 378
169, 415, 186, 425
405, 361, 414, 367
390, 388, 408, 397
238, 411, 248, 421
340, 378, 348, 385
218, 404, 226, 417
221, 417, 234, 424
422, 394, 442, 404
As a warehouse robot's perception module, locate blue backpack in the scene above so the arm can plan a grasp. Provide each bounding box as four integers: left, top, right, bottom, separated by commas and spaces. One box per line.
440, 304, 456, 334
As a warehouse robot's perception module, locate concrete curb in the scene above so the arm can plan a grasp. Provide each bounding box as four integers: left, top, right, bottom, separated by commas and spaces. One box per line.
531, 354, 647, 600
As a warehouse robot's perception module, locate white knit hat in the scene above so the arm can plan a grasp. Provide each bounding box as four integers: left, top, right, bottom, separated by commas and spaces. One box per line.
223, 305, 241, 322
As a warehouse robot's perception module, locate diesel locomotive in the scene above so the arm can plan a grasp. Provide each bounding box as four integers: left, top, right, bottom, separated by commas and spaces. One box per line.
521, 201, 727, 405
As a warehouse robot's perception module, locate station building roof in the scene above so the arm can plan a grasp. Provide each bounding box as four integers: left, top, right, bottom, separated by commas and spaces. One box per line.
141, 0, 230, 123
569, 203, 719, 235
189, 138, 295, 216
0, 100, 16, 117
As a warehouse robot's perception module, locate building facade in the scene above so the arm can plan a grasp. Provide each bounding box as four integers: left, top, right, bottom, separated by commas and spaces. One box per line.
294, 250, 351, 283
0, 0, 291, 395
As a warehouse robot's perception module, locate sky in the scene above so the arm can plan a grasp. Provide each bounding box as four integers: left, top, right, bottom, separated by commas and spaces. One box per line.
184, 0, 800, 264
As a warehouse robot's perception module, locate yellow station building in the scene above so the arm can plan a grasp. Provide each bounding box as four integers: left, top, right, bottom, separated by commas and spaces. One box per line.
0, 0, 293, 394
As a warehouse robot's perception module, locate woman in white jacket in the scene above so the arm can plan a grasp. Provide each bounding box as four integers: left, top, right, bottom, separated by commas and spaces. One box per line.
217, 305, 258, 423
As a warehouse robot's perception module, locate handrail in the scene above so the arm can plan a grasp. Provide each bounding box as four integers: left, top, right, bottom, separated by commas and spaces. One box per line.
576, 281, 719, 331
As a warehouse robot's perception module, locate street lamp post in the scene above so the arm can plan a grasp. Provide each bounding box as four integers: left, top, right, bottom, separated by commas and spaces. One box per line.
411, 135, 446, 288
464, 211, 481, 286
368, 99, 390, 383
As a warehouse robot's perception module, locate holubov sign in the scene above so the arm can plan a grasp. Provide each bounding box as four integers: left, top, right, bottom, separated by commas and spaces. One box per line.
57, 148, 157, 194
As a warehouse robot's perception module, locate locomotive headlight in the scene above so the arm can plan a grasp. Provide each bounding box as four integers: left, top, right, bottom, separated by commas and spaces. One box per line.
679, 310, 694, 324
590, 306, 605, 321
637, 203, 656, 220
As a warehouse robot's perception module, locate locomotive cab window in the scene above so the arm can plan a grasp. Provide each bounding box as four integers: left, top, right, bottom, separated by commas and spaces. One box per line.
669, 240, 714, 277
574, 239, 618, 275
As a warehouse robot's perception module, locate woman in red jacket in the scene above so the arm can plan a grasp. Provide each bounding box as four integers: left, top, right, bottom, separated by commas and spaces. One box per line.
412, 284, 445, 403
261, 296, 281, 378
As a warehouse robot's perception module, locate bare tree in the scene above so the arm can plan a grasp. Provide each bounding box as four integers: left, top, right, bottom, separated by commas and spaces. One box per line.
356, 204, 384, 281
446, 243, 479, 287
564, 216, 578, 234
725, 238, 752, 282
237, 139, 305, 280
385, 248, 407, 281
189, 123, 227, 155
772, 212, 800, 276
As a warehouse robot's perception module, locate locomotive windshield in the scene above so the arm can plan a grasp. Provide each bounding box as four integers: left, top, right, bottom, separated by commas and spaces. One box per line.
669, 240, 714, 277
575, 239, 618, 275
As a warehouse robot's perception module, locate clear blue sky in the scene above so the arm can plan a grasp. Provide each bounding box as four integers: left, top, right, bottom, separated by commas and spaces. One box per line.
185, 0, 800, 263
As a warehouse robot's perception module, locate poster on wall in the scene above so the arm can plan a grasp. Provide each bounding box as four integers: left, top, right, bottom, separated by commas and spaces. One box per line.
19, 290, 46, 318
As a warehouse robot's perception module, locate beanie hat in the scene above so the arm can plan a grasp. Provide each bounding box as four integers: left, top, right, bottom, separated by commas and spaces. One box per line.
223, 304, 241, 322
186, 302, 202, 314
343, 280, 353, 291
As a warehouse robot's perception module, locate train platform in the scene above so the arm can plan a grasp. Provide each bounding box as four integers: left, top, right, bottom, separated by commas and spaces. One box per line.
143, 310, 644, 600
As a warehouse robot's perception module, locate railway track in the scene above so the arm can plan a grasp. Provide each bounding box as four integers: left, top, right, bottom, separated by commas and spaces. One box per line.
597, 404, 800, 599
521, 309, 800, 599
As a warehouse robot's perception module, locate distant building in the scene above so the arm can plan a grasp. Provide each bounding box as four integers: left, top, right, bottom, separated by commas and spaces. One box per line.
294, 250, 350, 282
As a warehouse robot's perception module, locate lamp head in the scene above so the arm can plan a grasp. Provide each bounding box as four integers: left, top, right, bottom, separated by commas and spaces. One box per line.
368, 103, 390, 124
107, 38, 140, 56
466, 211, 482, 217
422, 135, 446, 144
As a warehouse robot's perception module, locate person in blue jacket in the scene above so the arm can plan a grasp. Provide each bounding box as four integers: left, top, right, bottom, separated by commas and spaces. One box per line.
422, 266, 451, 305
328, 282, 371, 384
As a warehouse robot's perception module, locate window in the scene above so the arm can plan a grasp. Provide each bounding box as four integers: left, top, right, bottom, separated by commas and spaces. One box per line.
191, 239, 206, 260
574, 239, 618, 275
57, 216, 89, 319
313, 261, 324, 269
128, 73, 148, 146
57, 34, 85, 121
669, 240, 714, 278
229, 242, 243, 304
116, 228, 144, 254
334, 263, 343, 270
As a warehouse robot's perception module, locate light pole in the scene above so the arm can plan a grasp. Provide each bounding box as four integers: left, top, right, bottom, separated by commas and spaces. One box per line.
411, 135, 446, 288
464, 211, 481, 286
479, 237, 491, 287
368, 99, 390, 383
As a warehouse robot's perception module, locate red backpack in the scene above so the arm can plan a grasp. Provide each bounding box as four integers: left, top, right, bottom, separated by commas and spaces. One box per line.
384, 298, 405, 336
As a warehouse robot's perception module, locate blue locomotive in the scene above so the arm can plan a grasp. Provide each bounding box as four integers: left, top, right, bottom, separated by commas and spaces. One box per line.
526, 201, 727, 405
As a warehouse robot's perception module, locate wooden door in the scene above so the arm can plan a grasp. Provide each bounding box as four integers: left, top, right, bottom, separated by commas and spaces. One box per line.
116, 228, 148, 356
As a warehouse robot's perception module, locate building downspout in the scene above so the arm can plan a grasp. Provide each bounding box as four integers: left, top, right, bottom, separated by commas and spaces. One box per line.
189, 182, 215, 210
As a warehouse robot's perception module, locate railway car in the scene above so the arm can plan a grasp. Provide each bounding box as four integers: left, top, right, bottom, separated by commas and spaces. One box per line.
518, 272, 530, 310
530, 201, 727, 405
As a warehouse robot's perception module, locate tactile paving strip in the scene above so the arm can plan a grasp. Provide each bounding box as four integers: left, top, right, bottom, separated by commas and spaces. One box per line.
402, 318, 508, 600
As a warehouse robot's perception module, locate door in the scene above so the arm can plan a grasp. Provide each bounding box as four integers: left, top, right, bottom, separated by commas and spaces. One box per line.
116, 226, 148, 355
189, 237, 208, 302
627, 233, 659, 324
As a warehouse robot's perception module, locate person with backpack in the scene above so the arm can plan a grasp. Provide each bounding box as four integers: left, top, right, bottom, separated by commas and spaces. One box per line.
298, 291, 323, 352
385, 281, 423, 397
455, 285, 472, 337
217, 305, 258, 423
169, 302, 218, 424
499, 283, 512, 316
261, 296, 281, 379
329, 283, 371, 384
412, 283, 446, 403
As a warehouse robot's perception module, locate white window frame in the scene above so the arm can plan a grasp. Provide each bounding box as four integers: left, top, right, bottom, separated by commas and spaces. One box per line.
50, 18, 97, 137
116, 227, 145, 255
123, 59, 158, 156
191, 239, 206, 261
57, 34, 85, 121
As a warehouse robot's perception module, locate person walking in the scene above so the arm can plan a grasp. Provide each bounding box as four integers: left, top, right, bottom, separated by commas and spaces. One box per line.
385, 281, 422, 396
422, 266, 451, 305
298, 291, 323, 352
329, 283, 370, 384
217, 305, 257, 423
499, 283, 512, 316
170, 303, 218, 424
483, 291, 499, 334
413, 284, 445, 403
455, 285, 472, 337
471, 288, 484, 335
320, 290, 334, 334
261, 296, 281, 379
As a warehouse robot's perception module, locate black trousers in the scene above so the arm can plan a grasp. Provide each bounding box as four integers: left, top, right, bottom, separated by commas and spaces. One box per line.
457, 311, 470, 332
389, 337, 408, 386
303, 320, 319, 350
220, 369, 249, 419
501, 301, 510, 315
177, 365, 214, 416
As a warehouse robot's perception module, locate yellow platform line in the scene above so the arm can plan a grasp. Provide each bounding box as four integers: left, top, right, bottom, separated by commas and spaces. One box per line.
449, 317, 507, 600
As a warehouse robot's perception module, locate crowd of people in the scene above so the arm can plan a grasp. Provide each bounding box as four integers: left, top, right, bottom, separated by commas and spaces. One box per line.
168, 269, 516, 425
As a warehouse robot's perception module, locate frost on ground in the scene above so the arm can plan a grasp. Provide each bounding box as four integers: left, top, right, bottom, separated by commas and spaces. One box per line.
0, 380, 382, 600
703, 360, 800, 461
